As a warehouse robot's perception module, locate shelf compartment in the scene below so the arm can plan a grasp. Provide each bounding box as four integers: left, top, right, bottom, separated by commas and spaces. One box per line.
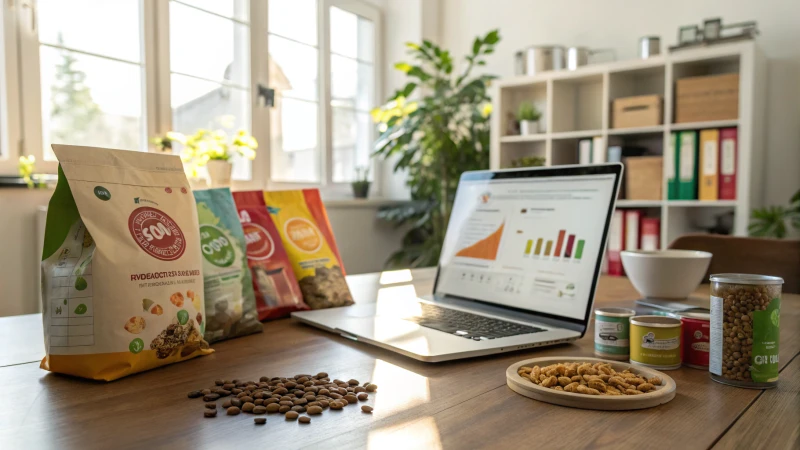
499, 141, 546, 169
551, 74, 603, 133
498, 82, 548, 137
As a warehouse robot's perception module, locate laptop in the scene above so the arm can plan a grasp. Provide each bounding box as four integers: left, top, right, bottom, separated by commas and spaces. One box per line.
292, 164, 623, 362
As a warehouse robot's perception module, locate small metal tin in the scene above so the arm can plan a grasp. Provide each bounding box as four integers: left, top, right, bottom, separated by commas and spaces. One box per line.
671, 311, 710, 369
594, 308, 636, 360
629, 315, 682, 370
638, 36, 660, 59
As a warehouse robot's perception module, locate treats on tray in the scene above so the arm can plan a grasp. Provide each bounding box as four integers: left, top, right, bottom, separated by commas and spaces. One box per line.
517, 361, 663, 396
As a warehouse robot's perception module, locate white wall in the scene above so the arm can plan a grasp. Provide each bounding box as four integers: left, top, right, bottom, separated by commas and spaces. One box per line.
439, 0, 800, 204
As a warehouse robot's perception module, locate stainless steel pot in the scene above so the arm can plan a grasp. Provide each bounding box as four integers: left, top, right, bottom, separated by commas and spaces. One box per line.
517, 45, 565, 76
566, 47, 616, 70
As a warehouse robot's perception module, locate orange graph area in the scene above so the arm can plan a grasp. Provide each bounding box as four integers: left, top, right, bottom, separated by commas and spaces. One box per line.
455, 223, 504, 260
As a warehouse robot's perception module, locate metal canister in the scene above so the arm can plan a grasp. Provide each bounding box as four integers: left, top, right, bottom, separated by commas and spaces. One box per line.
710, 274, 783, 389
629, 315, 682, 370
594, 308, 636, 360
638, 36, 660, 59
672, 311, 710, 369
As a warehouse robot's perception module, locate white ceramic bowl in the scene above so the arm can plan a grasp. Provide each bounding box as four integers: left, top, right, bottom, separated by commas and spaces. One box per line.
621, 250, 712, 299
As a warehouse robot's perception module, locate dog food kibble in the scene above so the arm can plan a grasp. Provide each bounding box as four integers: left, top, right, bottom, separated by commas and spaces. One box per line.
188, 372, 379, 426
517, 362, 663, 396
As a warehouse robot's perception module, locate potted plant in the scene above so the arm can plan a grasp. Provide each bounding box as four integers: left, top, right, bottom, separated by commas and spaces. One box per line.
371, 29, 500, 267
510, 155, 546, 168
155, 128, 257, 188
517, 101, 541, 135
351, 166, 371, 199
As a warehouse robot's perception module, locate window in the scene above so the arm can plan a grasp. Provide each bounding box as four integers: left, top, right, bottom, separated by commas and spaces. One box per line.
1, 0, 382, 195
168, 0, 252, 180
25, 0, 147, 168
329, 5, 376, 183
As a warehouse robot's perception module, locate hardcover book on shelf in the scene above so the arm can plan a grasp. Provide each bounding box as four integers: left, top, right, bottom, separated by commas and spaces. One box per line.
607, 210, 625, 276
592, 136, 606, 164
699, 129, 720, 201
625, 210, 642, 251
719, 127, 737, 200
578, 139, 592, 165
641, 217, 660, 251
678, 131, 698, 200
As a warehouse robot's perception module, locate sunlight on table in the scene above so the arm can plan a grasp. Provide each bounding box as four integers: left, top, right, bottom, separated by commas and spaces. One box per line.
370, 359, 430, 411
367, 416, 442, 450
379, 269, 414, 285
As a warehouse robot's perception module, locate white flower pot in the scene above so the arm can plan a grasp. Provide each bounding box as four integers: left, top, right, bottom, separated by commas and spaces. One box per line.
520, 120, 539, 135
206, 160, 233, 188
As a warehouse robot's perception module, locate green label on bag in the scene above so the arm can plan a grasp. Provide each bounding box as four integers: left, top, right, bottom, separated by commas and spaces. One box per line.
751, 298, 780, 383
94, 186, 111, 201
200, 225, 235, 267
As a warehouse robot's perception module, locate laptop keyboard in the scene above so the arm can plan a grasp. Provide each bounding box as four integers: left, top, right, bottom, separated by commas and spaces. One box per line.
405, 303, 546, 341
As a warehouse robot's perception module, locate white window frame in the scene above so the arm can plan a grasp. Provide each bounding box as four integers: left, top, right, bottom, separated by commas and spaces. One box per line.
0, 0, 22, 174
0, 0, 383, 198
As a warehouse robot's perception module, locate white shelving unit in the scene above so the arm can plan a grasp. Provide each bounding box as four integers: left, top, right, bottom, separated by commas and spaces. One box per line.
490, 41, 766, 248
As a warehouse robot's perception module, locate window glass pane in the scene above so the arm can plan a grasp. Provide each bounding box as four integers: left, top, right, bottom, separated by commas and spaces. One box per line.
177, 0, 249, 21
170, 74, 249, 134
268, 0, 316, 46
330, 6, 374, 62
268, 35, 318, 102
332, 108, 372, 183
270, 98, 319, 182
170, 1, 249, 87
331, 55, 373, 111
40, 47, 143, 160
37, 0, 141, 63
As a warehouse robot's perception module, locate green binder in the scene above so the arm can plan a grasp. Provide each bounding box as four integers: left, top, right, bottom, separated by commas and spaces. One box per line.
678, 131, 698, 200
667, 132, 680, 200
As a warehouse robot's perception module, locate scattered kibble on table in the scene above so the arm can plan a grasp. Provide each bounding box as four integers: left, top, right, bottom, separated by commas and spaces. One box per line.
192, 373, 378, 425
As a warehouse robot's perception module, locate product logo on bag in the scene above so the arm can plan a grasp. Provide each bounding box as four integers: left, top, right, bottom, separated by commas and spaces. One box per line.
199, 225, 236, 267
242, 223, 275, 261
128, 207, 186, 261
284, 218, 322, 253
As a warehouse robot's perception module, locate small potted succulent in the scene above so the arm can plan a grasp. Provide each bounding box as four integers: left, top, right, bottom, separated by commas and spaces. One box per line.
351, 166, 371, 199
517, 101, 542, 135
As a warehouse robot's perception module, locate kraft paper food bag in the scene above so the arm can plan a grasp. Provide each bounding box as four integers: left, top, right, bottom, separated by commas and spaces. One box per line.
194, 188, 262, 342
41, 145, 212, 381
232, 191, 309, 320
263, 189, 354, 309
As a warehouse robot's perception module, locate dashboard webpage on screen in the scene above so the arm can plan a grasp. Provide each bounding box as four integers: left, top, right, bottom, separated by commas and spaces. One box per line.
436, 174, 616, 320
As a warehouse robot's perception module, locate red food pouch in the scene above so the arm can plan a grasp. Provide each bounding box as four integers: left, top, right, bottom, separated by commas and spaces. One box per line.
231, 190, 309, 320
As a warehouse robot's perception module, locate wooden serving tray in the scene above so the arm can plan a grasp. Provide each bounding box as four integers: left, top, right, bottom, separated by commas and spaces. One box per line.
506, 356, 676, 411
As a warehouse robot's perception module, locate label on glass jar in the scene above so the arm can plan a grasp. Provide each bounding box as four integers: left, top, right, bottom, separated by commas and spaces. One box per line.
709, 296, 723, 375
751, 298, 780, 382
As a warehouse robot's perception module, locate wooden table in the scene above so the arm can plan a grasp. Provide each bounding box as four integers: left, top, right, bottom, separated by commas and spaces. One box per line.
0, 269, 797, 449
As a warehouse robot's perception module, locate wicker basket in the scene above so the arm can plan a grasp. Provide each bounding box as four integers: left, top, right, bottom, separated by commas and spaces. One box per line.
625, 156, 662, 200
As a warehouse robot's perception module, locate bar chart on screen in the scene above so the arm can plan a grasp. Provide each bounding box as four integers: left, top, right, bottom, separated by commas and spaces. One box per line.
522, 228, 586, 261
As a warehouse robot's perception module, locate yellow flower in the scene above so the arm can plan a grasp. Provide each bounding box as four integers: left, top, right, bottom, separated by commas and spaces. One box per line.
481, 103, 493, 118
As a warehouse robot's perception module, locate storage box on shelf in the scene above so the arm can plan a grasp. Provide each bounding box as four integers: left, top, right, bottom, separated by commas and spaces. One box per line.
625, 156, 663, 201
490, 41, 766, 248
675, 73, 739, 123
612, 95, 663, 129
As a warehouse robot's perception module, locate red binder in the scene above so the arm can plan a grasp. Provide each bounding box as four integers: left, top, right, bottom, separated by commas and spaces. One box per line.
607, 210, 625, 276
719, 128, 737, 200
641, 217, 660, 251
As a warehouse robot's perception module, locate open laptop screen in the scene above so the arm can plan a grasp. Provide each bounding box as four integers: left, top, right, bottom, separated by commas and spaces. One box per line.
435, 166, 620, 322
